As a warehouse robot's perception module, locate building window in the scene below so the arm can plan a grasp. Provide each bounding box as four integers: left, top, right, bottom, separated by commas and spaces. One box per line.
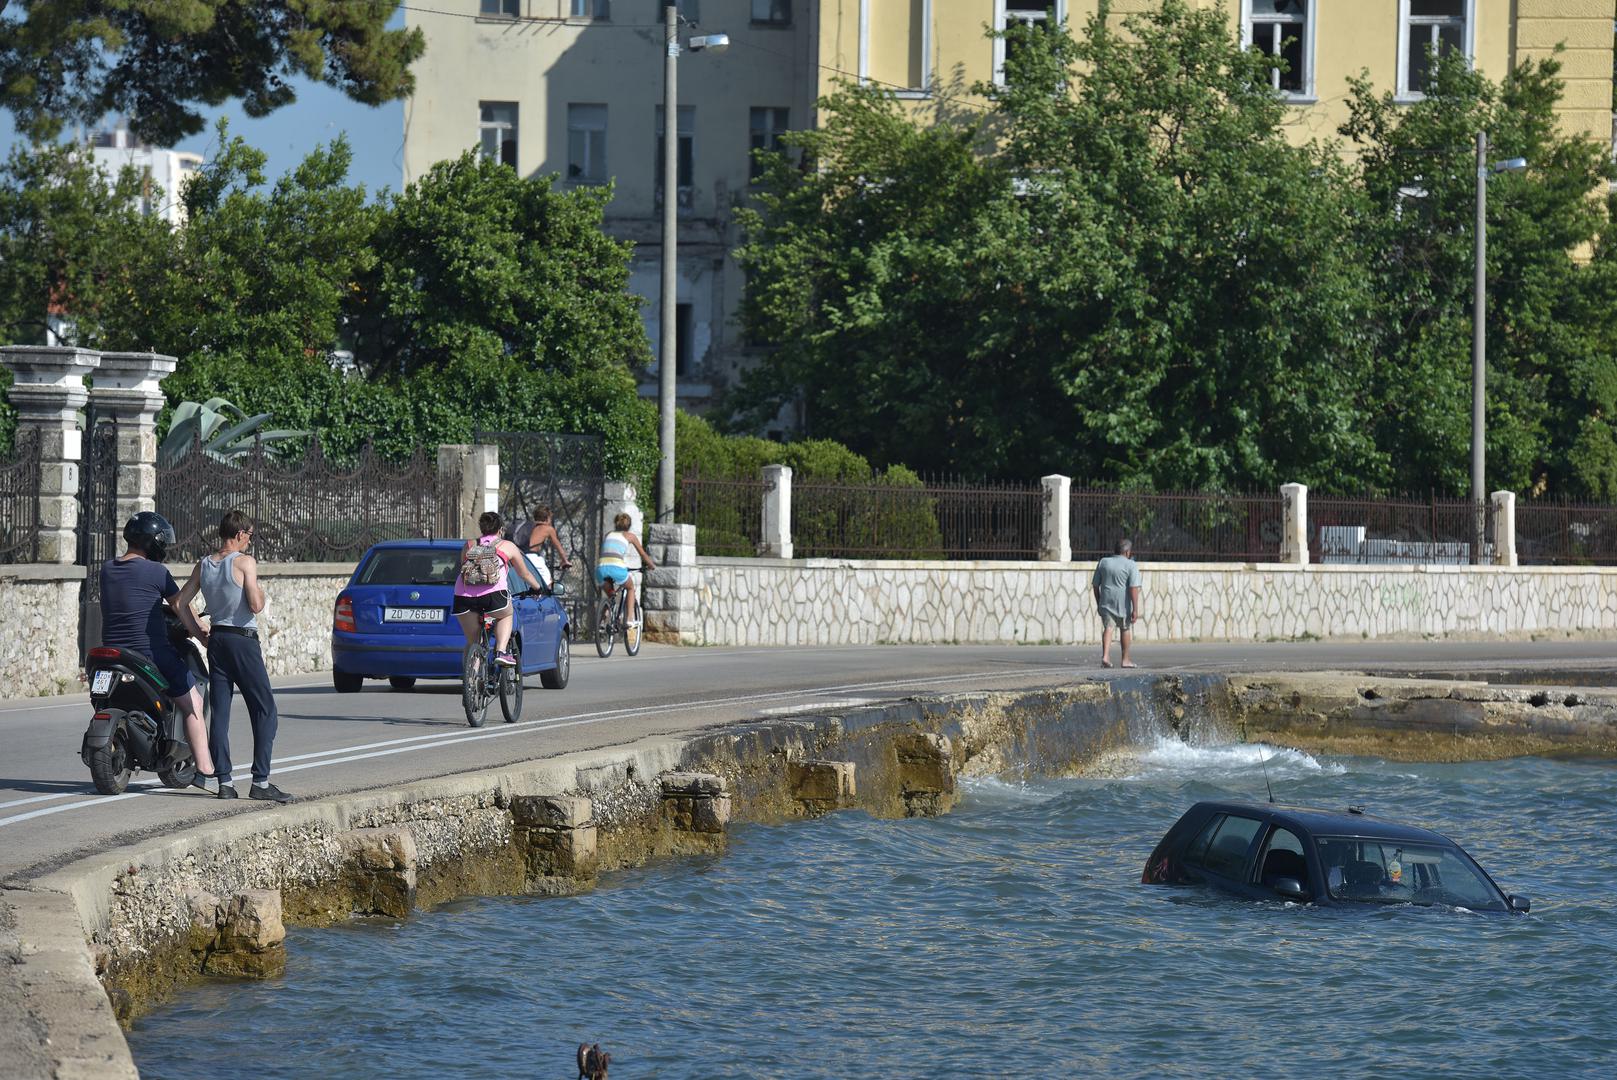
1244, 1, 1312, 98
567, 104, 607, 184
675, 303, 694, 377
994, 2, 1060, 88
1399, 0, 1470, 98
480, 0, 520, 17
655, 105, 695, 209
571, 0, 609, 17
749, 107, 789, 181
751, 0, 790, 25
479, 102, 518, 168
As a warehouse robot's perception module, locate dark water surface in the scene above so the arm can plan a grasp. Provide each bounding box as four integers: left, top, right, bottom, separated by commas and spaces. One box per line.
129, 743, 1617, 1078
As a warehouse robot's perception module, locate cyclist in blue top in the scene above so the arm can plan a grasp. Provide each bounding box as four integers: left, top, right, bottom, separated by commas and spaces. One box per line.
595, 512, 655, 627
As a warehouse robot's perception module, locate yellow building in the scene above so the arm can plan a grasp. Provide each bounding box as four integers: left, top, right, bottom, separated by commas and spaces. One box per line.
403, 2, 1614, 417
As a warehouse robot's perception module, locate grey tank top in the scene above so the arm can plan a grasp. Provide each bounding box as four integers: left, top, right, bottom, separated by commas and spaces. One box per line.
200, 552, 257, 630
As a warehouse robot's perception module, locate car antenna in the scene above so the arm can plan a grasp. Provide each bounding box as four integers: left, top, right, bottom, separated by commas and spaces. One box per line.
1258, 744, 1276, 804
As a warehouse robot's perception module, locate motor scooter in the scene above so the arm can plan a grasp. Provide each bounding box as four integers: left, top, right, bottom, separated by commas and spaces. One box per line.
81, 609, 210, 795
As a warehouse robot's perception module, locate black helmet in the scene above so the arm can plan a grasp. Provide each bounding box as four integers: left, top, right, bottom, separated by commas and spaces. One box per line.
123, 511, 177, 562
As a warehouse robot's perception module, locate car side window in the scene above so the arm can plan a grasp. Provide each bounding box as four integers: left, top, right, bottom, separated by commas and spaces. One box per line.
1254, 827, 1308, 889
1197, 814, 1265, 879
1184, 814, 1224, 867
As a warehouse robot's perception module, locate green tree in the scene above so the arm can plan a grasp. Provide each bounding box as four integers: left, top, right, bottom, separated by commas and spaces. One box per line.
1343, 50, 1617, 499
735, 1, 1381, 493
0, 0, 423, 144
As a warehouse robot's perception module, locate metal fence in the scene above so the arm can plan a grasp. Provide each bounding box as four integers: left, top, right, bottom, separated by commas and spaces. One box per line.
1516, 501, 1617, 566
1307, 494, 1487, 565
679, 472, 766, 557
0, 427, 41, 564
1070, 489, 1282, 562
795, 475, 1041, 560
156, 437, 454, 563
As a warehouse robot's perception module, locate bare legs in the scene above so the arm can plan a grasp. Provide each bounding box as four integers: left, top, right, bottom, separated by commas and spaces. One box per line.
1099, 625, 1137, 669
457, 609, 514, 653
179, 686, 215, 774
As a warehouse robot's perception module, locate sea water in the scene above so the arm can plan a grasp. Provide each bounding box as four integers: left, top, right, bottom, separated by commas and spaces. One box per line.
128, 744, 1617, 1078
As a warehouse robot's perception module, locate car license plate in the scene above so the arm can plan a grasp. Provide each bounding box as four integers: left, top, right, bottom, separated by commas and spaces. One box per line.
91, 670, 114, 695
384, 607, 442, 623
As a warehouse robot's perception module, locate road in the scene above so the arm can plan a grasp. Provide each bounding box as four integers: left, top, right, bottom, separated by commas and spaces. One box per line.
3, 639, 1615, 882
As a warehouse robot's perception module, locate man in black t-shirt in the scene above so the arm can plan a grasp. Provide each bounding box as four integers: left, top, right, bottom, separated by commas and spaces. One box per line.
100, 512, 219, 791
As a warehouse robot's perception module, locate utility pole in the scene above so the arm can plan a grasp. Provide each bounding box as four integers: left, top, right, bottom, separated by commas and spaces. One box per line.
657, 0, 679, 524
1471, 130, 1487, 565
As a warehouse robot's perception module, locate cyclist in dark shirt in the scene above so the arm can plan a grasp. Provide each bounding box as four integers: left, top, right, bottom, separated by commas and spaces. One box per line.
100, 512, 218, 789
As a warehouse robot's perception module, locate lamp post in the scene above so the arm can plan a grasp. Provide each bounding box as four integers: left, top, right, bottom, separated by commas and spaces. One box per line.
1471, 131, 1526, 564
656, 2, 728, 523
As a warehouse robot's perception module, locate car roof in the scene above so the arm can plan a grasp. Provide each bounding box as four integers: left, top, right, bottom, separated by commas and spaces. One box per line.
1190, 800, 1456, 846
362, 539, 466, 553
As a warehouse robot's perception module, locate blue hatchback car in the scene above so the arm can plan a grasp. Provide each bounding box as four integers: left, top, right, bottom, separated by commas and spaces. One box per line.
331, 540, 570, 693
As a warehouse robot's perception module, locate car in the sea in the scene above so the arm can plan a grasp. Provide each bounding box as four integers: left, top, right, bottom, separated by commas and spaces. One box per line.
1142, 800, 1528, 914
331, 540, 570, 694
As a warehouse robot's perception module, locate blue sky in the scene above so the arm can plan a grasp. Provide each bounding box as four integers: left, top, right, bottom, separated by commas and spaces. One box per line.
1, 81, 406, 198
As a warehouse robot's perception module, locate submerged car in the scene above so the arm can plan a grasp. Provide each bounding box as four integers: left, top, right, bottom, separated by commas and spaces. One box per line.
331, 540, 570, 693
1142, 800, 1528, 914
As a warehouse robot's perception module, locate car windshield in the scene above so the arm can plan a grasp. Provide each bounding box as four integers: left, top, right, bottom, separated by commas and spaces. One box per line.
1316, 836, 1505, 912
358, 549, 458, 586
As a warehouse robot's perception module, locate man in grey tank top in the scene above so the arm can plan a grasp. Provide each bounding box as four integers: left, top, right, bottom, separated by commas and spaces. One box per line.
177, 510, 292, 802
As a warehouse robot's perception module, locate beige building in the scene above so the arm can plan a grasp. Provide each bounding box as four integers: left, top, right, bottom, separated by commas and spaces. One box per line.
403, 2, 1614, 422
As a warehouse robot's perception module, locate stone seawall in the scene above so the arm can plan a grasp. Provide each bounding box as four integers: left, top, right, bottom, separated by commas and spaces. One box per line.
688, 557, 1617, 646
0, 566, 83, 698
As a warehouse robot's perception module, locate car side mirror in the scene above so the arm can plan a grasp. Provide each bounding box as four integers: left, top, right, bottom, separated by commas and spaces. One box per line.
1507, 894, 1530, 913
550, 582, 566, 598
1272, 877, 1308, 901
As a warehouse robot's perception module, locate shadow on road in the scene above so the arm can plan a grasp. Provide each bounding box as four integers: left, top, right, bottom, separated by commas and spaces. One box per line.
278, 713, 466, 728
0, 778, 104, 797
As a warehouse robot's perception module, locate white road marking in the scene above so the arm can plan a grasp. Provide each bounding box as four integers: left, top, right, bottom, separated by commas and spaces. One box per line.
0, 666, 1075, 829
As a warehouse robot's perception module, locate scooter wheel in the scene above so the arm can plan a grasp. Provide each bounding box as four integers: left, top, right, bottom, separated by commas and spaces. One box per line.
89, 736, 133, 795
158, 761, 197, 790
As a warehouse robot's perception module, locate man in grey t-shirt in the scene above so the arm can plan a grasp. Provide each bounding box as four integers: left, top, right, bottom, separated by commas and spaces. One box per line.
1092, 538, 1143, 668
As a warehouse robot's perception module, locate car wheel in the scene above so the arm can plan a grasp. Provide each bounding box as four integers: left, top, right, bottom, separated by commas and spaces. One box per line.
540, 634, 570, 690
389, 676, 417, 691
334, 669, 364, 694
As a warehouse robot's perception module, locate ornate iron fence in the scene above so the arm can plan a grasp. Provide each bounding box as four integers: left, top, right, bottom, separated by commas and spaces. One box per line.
1516, 500, 1617, 566
0, 427, 42, 564
1070, 489, 1282, 562
1307, 494, 1487, 565
156, 437, 454, 564
678, 473, 765, 557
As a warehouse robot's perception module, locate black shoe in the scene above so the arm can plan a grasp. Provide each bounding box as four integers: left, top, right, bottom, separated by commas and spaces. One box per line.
249, 783, 293, 804
217, 783, 239, 800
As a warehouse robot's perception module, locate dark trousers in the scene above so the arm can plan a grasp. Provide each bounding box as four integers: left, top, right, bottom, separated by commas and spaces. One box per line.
207, 632, 278, 784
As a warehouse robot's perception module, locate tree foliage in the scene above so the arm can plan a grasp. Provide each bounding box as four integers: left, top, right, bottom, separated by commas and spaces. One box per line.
736, 1, 1617, 499
0, 0, 424, 144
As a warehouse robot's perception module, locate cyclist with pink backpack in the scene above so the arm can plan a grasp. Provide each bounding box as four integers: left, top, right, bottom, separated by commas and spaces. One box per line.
453, 511, 545, 668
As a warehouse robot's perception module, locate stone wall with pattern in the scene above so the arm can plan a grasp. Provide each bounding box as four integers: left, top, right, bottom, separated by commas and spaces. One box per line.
688, 557, 1617, 647
0, 567, 84, 697
249, 565, 352, 678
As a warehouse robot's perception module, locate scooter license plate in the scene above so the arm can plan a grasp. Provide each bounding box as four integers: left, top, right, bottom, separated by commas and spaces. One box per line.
91, 670, 114, 695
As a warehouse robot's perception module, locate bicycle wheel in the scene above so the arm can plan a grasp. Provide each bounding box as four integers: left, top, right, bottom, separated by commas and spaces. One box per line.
624, 604, 642, 656
499, 640, 524, 723
595, 596, 617, 658
462, 637, 491, 728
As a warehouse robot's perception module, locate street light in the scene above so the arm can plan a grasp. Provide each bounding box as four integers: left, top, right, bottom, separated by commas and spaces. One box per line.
1471, 131, 1527, 564
657, 4, 729, 524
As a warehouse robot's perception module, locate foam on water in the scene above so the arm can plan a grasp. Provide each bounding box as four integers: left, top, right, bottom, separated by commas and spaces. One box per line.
1132, 735, 1345, 778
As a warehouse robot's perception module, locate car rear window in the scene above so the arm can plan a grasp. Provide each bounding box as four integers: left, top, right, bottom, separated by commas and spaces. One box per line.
358, 549, 459, 586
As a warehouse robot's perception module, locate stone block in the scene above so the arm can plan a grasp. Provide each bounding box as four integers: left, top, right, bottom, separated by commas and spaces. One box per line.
641, 586, 669, 611
648, 522, 695, 547
790, 759, 856, 804
511, 793, 593, 830
659, 771, 728, 797
894, 732, 954, 796
643, 609, 688, 634
659, 542, 693, 567
645, 565, 695, 590
338, 825, 418, 917
204, 889, 287, 979
658, 771, 731, 833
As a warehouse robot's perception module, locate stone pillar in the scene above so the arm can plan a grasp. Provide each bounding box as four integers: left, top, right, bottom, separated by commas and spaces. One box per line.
894, 732, 955, 818
761, 463, 793, 559
0, 345, 100, 562
511, 794, 599, 887
1039, 474, 1071, 562
1280, 482, 1309, 565
789, 759, 856, 816
658, 771, 732, 834
336, 826, 418, 918
642, 522, 696, 645
88, 351, 176, 525
1490, 490, 1517, 567
437, 444, 500, 538
602, 480, 643, 538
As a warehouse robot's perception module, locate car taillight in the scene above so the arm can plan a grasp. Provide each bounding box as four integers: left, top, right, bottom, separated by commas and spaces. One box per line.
92, 711, 112, 722
89, 647, 119, 660
334, 595, 356, 633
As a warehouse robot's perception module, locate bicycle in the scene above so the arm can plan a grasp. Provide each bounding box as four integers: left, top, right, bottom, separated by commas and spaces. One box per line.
462, 613, 523, 727
594, 576, 642, 659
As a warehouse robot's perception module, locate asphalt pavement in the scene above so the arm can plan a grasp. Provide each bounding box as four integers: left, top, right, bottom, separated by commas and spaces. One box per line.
3, 639, 1615, 882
